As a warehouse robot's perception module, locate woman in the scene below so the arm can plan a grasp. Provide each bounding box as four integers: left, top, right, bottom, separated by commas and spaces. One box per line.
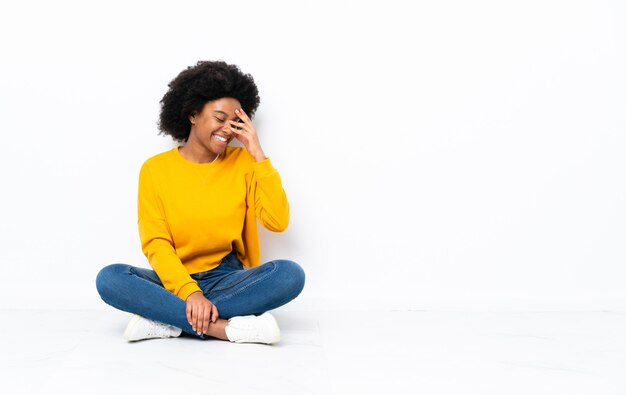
95, 60, 305, 344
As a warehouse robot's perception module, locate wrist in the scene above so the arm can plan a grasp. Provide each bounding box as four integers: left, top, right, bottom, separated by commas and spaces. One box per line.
186, 291, 202, 300
251, 150, 267, 162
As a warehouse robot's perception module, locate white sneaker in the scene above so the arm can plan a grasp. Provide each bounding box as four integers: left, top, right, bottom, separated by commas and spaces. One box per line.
123, 314, 183, 342
224, 312, 281, 344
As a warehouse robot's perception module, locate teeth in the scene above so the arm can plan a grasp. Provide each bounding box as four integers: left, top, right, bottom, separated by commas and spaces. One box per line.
214, 135, 227, 142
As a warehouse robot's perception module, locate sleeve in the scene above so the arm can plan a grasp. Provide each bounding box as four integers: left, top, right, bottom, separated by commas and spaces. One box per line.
137, 162, 202, 301
251, 158, 290, 232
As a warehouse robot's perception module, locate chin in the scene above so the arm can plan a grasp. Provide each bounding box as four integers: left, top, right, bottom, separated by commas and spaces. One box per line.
211, 144, 228, 155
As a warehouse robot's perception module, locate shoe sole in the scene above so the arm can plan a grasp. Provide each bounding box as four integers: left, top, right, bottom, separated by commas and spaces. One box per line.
123, 314, 142, 341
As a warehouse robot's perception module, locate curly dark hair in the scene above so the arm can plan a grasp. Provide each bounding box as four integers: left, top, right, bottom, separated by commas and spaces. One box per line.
158, 60, 260, 142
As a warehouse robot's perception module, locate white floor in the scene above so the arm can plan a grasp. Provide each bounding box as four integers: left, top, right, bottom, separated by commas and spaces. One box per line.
2, 304, 626, 394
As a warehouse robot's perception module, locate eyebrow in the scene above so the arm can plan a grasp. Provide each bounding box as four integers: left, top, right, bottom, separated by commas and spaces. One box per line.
213, 110, 240, 120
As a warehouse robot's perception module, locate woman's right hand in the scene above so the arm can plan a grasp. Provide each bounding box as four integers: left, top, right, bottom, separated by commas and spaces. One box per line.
186, 291, 219, 334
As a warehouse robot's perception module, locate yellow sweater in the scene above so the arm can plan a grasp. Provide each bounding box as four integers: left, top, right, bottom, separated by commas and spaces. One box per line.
137, 146, 289, 301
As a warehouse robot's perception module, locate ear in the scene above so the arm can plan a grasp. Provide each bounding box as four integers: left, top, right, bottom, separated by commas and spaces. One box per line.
188, 111, 197, 125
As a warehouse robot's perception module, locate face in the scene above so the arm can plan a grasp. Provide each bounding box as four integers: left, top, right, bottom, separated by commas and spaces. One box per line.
188, 97, 242, 155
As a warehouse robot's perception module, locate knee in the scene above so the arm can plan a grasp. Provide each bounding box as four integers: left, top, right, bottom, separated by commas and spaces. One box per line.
95, 264, 129, 301
275, 260, 305, 297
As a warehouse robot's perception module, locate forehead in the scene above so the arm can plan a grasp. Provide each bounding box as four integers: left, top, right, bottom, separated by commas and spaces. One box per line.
203, 97, 241, 114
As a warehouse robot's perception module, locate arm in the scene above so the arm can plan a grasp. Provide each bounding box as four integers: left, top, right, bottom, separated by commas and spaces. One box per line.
137, 162, 202, 300
251, 159, 290, 232
229, 108, 290, 232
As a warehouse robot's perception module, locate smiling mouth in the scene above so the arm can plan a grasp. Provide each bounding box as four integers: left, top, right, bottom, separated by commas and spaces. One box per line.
212, 133, 230, 143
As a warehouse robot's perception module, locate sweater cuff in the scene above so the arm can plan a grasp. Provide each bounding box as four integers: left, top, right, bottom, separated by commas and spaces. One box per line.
179, 282, 202, 301
252, 157, 277, 178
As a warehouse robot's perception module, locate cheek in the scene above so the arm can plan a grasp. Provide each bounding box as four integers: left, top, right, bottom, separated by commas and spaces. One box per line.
203, 121, 220, 132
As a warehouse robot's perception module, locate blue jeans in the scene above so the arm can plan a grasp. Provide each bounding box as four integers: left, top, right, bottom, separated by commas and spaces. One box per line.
95, 250, 305, 339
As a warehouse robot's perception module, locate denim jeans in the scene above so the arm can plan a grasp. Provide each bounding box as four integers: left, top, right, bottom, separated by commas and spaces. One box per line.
95, 250, 305, 339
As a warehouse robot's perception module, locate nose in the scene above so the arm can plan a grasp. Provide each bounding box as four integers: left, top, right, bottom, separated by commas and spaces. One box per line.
221, 122, 232, 136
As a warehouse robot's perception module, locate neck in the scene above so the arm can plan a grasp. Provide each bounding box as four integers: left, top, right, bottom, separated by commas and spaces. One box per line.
179, 141, 219, 164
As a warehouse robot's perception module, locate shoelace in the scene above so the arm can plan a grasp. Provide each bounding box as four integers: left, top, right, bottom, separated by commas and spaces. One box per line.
145, 320, 175, 337
230, 317, 267, 342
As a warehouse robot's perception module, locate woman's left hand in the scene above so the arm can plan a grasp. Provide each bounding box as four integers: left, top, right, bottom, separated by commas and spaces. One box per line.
229, 108, 267, 162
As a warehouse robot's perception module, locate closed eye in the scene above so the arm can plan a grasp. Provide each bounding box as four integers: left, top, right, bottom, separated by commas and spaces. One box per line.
214, 117, 226, 122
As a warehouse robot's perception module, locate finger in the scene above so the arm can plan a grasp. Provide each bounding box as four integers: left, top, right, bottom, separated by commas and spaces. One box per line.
203, 306, 211, 333
212, 304, 219, 323
235, 108, 251, 123
203, 308, 210, 334
230, 125, 246, 135
193, 306, 203, 334
186, 302, 193, 327
228, 120, 246, 130
190, 304, 198, 332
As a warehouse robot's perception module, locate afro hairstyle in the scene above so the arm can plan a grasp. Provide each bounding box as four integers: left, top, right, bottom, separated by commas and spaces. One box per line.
158, 60, 260, 142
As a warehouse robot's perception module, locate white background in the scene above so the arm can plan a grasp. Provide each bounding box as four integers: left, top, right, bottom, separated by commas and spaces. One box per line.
0, 0, 624, 310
